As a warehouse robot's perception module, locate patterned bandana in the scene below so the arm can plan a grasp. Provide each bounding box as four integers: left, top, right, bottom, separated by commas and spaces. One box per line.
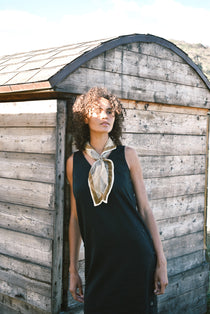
84, 138, 116, 206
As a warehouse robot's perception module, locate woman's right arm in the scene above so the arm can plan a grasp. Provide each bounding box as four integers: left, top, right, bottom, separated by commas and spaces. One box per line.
66, 155, 84, 303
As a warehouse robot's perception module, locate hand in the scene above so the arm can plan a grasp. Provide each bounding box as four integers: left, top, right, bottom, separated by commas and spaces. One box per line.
69, 272, 84, 303
154, 258, 168, 295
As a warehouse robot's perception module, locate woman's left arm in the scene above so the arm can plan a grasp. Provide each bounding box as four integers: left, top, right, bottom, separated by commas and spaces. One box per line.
125, 146, 168, 295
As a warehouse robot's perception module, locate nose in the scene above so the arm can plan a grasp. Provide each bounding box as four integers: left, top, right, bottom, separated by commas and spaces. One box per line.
100, 109, 108, 118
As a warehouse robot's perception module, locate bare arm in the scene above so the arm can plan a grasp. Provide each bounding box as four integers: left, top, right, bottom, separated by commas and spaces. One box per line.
125, 146, 168, 295
66, 155, 84, 303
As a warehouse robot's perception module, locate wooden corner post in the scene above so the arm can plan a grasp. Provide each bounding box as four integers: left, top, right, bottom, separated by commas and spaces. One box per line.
52, 99, 67, 313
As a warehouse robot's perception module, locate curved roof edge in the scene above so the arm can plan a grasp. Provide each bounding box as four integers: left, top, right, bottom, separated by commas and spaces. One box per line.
49, 33, 210, 90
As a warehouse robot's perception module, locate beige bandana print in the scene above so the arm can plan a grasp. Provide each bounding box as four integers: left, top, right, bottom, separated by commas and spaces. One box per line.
85, 138, 116, 206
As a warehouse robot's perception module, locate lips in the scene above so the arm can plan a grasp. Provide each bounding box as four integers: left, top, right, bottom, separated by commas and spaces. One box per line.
101, 122, 110, 126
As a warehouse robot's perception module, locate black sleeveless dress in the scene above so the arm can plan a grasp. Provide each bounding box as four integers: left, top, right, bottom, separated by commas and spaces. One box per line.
73, 146, 157, 314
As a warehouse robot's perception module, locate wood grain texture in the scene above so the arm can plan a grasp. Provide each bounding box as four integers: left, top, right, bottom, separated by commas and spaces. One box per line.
0, 105, 58, 312
158, 283, 207, 314
52, 100, 66, 313
166, 250, 206, 277
57, 41, 210, 108
0, 178, 54, 210
0, 279, 51, 312
125, 42, 185, 62
58, 65, 210, 108
0, 152, 55, 183
157, 212, 204, 240
159, 263, 209, 303
0, 100, 56, 115
0, 293, 51, 314
123, 109, 207, 135
0, 268, 51, 297
151, 193, 204, 220
122, 133, 206, 156
162, 231, 204, 259
121, 99, 208, 115
0, 228, 52, 267
0, 202, 54, 238
82, 47, 206, 88
0, 113, 56, 127
0, 254, 51, 284
145, 174, 205, 200
139, 155, 205, 178
0, 127, 56, 154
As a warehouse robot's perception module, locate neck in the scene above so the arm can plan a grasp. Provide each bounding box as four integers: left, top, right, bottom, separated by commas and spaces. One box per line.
89, 133, 109, 154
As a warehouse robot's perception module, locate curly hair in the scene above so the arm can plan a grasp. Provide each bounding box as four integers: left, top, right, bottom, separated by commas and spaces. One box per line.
72, 87, 124, 151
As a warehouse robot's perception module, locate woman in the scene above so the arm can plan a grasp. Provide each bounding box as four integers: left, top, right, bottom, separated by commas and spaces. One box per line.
66, 87, 168, 314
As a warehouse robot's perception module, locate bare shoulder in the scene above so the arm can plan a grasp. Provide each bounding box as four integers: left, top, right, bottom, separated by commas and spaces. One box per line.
125, 146, 137, 157
125, 146, 143, 180
125, 146, 139, 169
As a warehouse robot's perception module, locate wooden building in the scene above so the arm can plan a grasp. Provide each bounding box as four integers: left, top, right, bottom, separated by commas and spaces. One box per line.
0, 34, 209, 314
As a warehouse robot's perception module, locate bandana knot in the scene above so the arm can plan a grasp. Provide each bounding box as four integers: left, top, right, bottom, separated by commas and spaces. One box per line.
84, 138, 116, 206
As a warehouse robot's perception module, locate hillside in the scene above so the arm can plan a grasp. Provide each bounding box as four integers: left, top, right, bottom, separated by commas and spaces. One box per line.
171, 39, 210, 82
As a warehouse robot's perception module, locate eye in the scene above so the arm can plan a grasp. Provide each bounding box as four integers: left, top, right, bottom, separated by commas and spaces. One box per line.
107, 109, 114, 115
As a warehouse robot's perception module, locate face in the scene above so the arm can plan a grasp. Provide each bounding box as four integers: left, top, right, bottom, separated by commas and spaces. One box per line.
85, 97, 115, 135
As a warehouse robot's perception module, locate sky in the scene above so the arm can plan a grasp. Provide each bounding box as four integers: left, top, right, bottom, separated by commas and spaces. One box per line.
0, 0, 210, 56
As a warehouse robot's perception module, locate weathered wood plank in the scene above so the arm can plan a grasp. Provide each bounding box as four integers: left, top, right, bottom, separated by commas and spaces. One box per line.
120, 72, 210, 108
157, 213, 204, 241
82, 47, 206, 88
0, 202, 54, 238
0, 228, 52, 267
0, 152, 55, 183
123, 109, 207, 135
0, 178, 54, 210
122, 133, 206, 156
121, 99, 208, 116
0, 254, 51, 284
0, 112, 56, 127
0, 293, 51, 313
159, 263, 209, 303
126, 42, 185, 63
151, 194, 204, 220
58, 67, 210, 108
0, 302, 18, 314
158, 284, 207, 314
0, 280, 51, 311
145, 174, 205, 200
166, 250, 206, 277
140, 155, 205, 178
162, 231, 204, 259
121, 48, 205, 88
0, 100, 57, 115
0, 268, 51, 297
0, 127, 56, 154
